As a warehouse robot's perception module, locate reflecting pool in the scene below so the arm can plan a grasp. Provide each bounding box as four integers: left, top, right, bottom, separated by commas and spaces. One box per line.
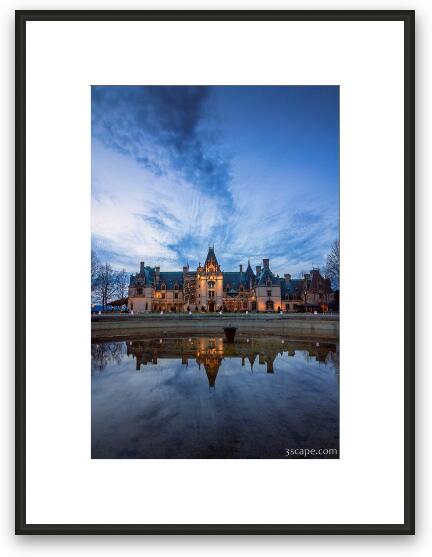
91, 335, 339, 459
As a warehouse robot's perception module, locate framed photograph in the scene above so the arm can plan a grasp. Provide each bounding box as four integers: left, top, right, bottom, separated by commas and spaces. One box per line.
15, 10, 415, 534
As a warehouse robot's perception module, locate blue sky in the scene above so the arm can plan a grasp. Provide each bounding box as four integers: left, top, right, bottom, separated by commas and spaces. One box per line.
91, 85, 339, 275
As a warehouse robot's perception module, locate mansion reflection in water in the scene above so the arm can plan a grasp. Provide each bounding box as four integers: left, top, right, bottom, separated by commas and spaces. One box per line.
91, 336, 339, 387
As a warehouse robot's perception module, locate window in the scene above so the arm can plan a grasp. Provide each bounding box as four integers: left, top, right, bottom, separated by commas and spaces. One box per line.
174, 284, 179, 290
174, 293, 178, 299
209, 291, 215, 298
267, 290, 272, 297
239, 285, 244, 292
266, 300, 274, 310
161, 283, 166, 290
137, 287, 143, 295
161, 293, 166, 299
208, 280, 215, 289
285, 304, 289, 310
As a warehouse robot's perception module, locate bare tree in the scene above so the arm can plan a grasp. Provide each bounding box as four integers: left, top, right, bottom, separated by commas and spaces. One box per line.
325, 239, 340, 290
115, 268, 129, 300
91, 250, 100, 303
95, 263, 116, 307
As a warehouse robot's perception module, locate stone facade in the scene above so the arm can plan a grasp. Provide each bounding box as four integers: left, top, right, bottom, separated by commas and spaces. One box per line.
128, 247, 335, 313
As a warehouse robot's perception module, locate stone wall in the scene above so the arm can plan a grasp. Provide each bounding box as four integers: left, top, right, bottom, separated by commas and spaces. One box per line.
91, 314, 339, 340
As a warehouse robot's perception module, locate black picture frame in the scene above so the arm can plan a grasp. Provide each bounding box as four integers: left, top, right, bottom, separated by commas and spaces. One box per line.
15, 9, 415, 535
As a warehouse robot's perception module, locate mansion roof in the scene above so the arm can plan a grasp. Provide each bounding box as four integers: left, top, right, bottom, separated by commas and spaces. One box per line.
129, 248, 333, 295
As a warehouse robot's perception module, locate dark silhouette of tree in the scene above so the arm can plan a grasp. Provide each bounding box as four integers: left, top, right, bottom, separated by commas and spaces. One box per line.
91, 250, 100, 303
325, 239, 340, 290
115, 268, 129, 300
95, 263, 116, 307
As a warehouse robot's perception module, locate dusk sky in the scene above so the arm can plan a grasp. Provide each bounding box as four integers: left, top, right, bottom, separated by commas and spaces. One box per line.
91, 85, 339, 275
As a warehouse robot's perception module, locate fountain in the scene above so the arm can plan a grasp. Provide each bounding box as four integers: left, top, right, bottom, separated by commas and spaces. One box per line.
223, 323, 237, 343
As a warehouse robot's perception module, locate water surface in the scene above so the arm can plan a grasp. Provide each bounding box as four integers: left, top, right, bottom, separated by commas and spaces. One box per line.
91, 335, 339, 459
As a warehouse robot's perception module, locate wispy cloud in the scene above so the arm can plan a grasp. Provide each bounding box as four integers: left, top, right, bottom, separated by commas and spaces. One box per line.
92, 86, 233, 206
91, 86, 339, 275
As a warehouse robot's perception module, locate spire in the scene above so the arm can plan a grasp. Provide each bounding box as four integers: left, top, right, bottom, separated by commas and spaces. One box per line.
245, 259, 256, 285
246, 259, 254, 274
204, 246, 220, 273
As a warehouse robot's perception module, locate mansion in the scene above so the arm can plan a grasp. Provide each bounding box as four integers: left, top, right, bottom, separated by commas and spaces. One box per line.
127, 247, 335, 314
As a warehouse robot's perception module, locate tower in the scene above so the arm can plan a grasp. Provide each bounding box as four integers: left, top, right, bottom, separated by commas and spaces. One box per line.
197, 246, 223, 311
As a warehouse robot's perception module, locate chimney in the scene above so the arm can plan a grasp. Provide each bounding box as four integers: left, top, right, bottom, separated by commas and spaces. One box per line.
256, 265, 262, 275
284, 273, 291, 281
183, 264, 189, 274
140, 261, 145, 274
155, 266, 160, 283
304, 272, 311, 280
239, 264, 243, 273
263, 258, 270, 268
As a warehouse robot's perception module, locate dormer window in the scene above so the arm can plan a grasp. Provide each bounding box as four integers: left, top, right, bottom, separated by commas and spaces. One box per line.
239, 285, 244, 292
266, 278, 272, 287
161, 283, 166, 290
174, 283, 179, 290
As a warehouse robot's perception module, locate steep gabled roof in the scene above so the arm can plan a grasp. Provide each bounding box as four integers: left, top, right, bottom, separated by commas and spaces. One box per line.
280, 277, 305, 298
223, 271, 248, 290
204, 246, 220, 271
157, 271, 184, 290
256, 266, 279, 286
244, 260, 256, 285
129, 266, 155, 287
